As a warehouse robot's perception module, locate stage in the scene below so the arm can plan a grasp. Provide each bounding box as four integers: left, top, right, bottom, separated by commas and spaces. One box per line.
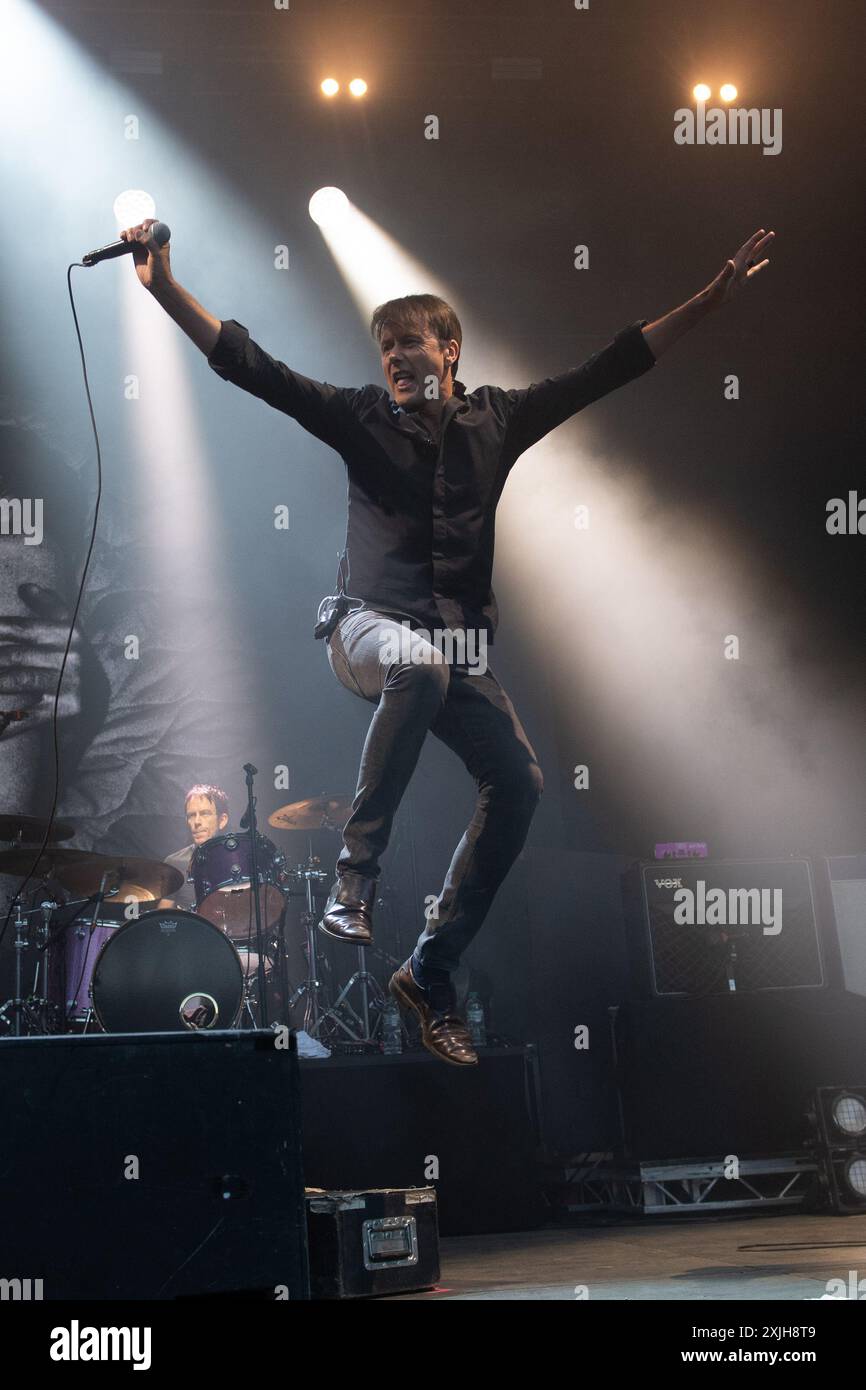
389, 1213, 866, 1300
2, 0, 865, 1351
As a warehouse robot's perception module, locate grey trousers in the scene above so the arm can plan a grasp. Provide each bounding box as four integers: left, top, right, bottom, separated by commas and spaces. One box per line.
325, 607, 543, 973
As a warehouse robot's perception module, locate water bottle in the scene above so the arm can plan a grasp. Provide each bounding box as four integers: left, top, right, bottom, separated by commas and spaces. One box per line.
381, 998, 403, 1055
466, 992, 486, 1048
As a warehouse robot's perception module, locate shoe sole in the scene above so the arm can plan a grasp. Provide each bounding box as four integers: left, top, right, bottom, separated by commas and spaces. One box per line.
317, 917, 372, 946
388, 973, 478, 1067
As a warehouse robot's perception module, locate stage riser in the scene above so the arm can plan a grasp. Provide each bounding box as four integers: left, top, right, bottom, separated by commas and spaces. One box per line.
299, 1047, 544, 1237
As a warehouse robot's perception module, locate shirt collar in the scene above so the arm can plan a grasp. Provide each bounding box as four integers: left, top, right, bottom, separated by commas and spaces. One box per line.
389, 379, 468, 417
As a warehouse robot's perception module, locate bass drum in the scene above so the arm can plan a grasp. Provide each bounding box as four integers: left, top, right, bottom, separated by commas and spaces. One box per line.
90, 909, 244, 1034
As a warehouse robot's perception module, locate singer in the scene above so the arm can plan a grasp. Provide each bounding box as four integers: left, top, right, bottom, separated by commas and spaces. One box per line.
121, 218, 773, 1065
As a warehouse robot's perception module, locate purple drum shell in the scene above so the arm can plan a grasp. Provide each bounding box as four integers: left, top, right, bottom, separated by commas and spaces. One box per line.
45, 919, 118, 1023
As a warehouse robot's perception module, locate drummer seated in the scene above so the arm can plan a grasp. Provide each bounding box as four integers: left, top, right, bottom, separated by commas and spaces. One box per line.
157, 783, 230, 910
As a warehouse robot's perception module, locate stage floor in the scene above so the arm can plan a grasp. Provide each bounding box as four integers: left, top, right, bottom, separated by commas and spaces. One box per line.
388, 1212, 866, 1300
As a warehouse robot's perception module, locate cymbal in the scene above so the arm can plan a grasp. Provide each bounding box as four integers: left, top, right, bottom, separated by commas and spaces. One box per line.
0, 814, 75, 844
56, 855, 183, 902
0, 846, 97, 878
268, 794, 353, 832
0, 847, 183, 901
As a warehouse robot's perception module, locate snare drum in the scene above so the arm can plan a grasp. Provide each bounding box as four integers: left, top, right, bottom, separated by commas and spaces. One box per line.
191, 831, 286, 941
90, 909, 244, 1033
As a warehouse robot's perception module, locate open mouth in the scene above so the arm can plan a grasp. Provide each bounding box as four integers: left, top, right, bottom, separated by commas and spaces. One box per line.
393, 371, 415, 389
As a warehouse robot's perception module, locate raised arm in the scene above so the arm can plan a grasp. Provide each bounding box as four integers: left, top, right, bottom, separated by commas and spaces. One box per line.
120, 218, 221, 355
641, 228, 775, 360
120, 218, 358, 450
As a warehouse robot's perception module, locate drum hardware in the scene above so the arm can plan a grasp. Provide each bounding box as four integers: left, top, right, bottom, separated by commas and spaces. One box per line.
313, 942, 388, 1045
285, 859, 399, 1046
267, 793, 354, 1038
282, 855, 332, 1037
265, 791, 397, 1044
0, 897, 51, 1037
0, 888, 96, 1035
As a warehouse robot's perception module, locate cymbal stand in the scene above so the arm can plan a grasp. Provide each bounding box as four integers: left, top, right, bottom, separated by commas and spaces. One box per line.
0, 891, 62, 1036
291, 854, 329, 1037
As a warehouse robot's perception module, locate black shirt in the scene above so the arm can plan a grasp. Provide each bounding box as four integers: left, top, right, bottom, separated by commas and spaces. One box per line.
207, 318, 656, 640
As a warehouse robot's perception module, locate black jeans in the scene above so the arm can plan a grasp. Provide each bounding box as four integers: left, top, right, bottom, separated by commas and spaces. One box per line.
325, 607, 543, 973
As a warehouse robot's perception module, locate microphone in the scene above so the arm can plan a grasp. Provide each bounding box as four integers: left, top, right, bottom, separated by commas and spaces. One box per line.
81, 221, 171, 268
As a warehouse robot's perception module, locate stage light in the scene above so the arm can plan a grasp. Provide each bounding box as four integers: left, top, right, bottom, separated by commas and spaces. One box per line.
845, 1156, 866, 1198
348, 78, 368, 97
308, 186, 350, 228
693, 83, 711, 102
831, 1093, 866, 1138
720, 83, 738, 102
321, 77, 339, 97
113, 190, 156, 228
806, 1086, 866, 1212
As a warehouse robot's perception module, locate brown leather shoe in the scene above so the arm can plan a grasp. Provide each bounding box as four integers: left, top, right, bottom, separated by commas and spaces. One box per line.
318, 872, 376, 945
388, 960, 478, 1066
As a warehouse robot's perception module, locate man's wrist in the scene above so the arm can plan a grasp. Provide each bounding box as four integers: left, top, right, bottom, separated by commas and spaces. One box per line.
148, 274, 178, 304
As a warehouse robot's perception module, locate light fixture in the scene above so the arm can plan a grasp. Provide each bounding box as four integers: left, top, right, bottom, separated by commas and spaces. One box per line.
719, 83, 738, 102
348, 78, 368, 97
320, 77, 339, 97
831, 1092, 866, 1138
805, 1086, 866, 1213
113, 190, 156, 228
693, 83, 711, 102
308, 186, 350, 228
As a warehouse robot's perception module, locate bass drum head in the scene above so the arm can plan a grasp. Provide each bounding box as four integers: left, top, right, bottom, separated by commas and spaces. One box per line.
91, 909, 244, 1034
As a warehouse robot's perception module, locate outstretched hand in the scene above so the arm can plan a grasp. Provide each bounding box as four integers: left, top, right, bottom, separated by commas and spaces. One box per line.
703, 229, 775, 309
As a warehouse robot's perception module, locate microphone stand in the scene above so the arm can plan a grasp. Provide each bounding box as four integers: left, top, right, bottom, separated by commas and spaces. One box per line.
243, 764, 269, 1028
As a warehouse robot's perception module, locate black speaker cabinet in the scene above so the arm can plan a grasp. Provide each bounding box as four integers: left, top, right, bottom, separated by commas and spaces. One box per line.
623, 857, 828, 998
0, 1030, 309, 1299
615, 990, 866, 1159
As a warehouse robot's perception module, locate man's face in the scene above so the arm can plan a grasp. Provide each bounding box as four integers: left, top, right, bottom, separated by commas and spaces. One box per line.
379, 320, 458, 409
186, 794, 228, 845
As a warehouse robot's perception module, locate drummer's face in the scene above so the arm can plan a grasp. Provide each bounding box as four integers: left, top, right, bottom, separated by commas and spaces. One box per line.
186, 795, 228, 845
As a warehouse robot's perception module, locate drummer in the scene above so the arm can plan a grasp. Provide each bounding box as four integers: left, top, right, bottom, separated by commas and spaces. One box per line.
157, 784, 230, 910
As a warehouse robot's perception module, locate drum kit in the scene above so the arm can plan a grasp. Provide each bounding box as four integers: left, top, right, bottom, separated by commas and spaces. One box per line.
0, 792, 402, 1048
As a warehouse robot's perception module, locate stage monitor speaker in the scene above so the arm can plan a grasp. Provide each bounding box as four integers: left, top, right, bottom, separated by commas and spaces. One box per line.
0, 1030, 309, 1300
623, 857, 827, 998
